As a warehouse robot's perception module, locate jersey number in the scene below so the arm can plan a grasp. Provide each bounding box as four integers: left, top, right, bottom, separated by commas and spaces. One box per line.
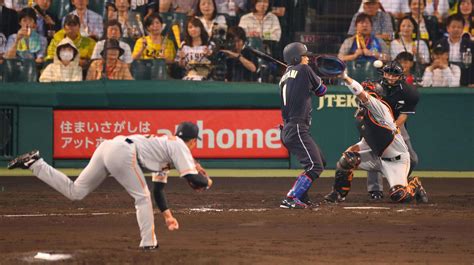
282, 84, 287, 106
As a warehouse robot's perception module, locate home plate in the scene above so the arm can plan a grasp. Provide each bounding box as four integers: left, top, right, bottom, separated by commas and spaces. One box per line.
343, 207, 390, 210
34, 252, 72, 261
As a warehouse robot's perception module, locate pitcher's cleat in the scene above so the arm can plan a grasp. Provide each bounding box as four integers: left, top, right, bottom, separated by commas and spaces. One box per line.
7, 150, 40, 169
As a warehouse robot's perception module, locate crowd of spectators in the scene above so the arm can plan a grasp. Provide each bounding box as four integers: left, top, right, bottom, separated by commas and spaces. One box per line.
0, 0, 473, 87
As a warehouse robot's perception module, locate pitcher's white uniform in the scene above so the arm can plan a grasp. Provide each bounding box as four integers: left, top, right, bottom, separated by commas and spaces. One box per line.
355, 95, 410, 187
30, 134, 198, 248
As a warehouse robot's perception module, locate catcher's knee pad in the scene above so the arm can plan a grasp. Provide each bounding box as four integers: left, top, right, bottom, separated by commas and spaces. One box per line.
389, 185, 415, 203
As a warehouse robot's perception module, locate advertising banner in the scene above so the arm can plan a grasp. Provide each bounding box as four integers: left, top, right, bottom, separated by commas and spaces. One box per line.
53, 110, 287, 159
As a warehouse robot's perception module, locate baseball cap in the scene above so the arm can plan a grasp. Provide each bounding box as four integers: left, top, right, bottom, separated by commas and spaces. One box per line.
64, 14, 80, 26
175, 122, 201, 141
432, 42, 449, 55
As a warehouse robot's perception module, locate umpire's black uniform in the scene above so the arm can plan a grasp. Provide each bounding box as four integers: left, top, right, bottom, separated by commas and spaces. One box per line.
279, 63, 327, 180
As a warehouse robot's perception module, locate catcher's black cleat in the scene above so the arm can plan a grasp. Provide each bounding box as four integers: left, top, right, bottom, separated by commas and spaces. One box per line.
409, 176, 429, 203
368, 191, 384, 201
324, 190, 346, 203
140, 244, 159, 251
7, 150, 40, 169
280, 197, 308, 209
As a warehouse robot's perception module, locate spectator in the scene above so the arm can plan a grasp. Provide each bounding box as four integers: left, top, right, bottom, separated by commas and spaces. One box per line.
87, 39, 133, 80
239, 0, 281, 42
175, 0, 198, 15
91, 20, 133, 64
4, 0, 28, 11
0, 33, 6, 63
64, 0, 103, 40
406, 0, 441, 45
46, 14, 96, 68
132, 13, 175, 62
348, 0, 394, 42
339, 13, 390, 63
116, 0, 144, 38
32, 0, 60, 41
421, 43, 461, 87
358, 0, 410, 19
196, 0, 227, 38
158, 0, 173, 12
131, 0, 156, 17
395, 51, 416, 85
391, 16, 430, 64
425, 0, 449, 23
39, 38, 82, 82
222, 26, 257, 82
176, 18, 214, 80
4, 8, 47, 64
433, 14, 474, 86
0, 0, 19, 39
457, 0, 473, 39
105, 2, 119, 22
215, 0, 248, 26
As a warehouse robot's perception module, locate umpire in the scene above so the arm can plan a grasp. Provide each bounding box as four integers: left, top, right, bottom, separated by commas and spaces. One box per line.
279, 42, 328, 209
367, 61, 423, 201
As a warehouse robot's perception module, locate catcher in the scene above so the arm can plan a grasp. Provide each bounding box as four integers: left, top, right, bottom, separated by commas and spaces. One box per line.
7, 121, 212, 250
324, 73, 427, 203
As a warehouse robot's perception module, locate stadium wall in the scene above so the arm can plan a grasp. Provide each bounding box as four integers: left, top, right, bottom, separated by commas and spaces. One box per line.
0, 81, 472, 170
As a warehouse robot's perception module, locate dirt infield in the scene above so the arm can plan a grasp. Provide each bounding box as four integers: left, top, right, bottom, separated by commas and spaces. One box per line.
0, 176, 473, 265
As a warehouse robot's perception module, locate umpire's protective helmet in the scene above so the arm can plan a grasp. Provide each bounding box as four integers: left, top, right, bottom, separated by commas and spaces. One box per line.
381, 60, 405, 86
283, 42, 314, 65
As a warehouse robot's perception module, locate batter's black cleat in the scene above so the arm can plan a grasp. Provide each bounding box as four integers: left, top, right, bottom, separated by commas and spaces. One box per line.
280, 197, 308, 209
368, 191, 384, 201
324, 190, 346, 203
7, 150, 40, 169
140, 244, 159, 251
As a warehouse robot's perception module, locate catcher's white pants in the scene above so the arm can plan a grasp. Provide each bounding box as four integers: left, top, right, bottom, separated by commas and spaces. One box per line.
356, 140, 410, 188
30, 136, 157, 247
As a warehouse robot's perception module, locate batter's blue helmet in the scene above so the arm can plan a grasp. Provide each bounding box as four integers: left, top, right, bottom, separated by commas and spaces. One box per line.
283, 42, 314, 65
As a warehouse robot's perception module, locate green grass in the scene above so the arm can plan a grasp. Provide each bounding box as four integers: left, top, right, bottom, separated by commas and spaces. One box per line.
0, 168, 473, 178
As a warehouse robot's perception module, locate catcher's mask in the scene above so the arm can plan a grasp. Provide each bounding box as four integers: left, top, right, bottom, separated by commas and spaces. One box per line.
283, 42, 314, 65
381, 60, 405, 86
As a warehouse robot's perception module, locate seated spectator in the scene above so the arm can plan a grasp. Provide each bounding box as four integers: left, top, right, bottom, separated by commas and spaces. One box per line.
0, 33, 6, 63
222, 26, 257, 82
64, 0, 103, 40
39, 38, 82, 82
86, 39, 133, 80
46, 14, 96, 68
132, 13, 175, 62
116, 0, 145, 38
158, 0, 173, 12
4, 8, 47, 64
131, 0, 156, 17
433, 14, 474, 86
215, 0, 248, 26
348, 0, 393, 42
425, 0, 449, 23
358, 0, 410, 20
176, 18, 214, 80
421, 43, 461, 87
32, 0, 60, 41
406, 0, 441, 45
395, 51, 416, 85
91, 20, 133, 64
457, 0, 474, 40
175, 0, 198, 15
0, 1, 19, 39
196, 0, 227, 38
391, 16, 430, 64
339, 13, 389, 63
239, 0, 281, 42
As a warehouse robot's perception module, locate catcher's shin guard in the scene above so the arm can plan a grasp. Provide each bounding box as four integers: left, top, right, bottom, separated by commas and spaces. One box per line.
333, 152, 361, 197
389, 177, 424, 203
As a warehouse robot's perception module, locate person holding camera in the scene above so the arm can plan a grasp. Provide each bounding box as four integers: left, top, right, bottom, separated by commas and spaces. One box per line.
221, 26, 257, 82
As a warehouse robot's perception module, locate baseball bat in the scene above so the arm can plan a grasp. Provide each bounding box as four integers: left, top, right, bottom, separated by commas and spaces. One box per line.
246, 46, 288, 68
